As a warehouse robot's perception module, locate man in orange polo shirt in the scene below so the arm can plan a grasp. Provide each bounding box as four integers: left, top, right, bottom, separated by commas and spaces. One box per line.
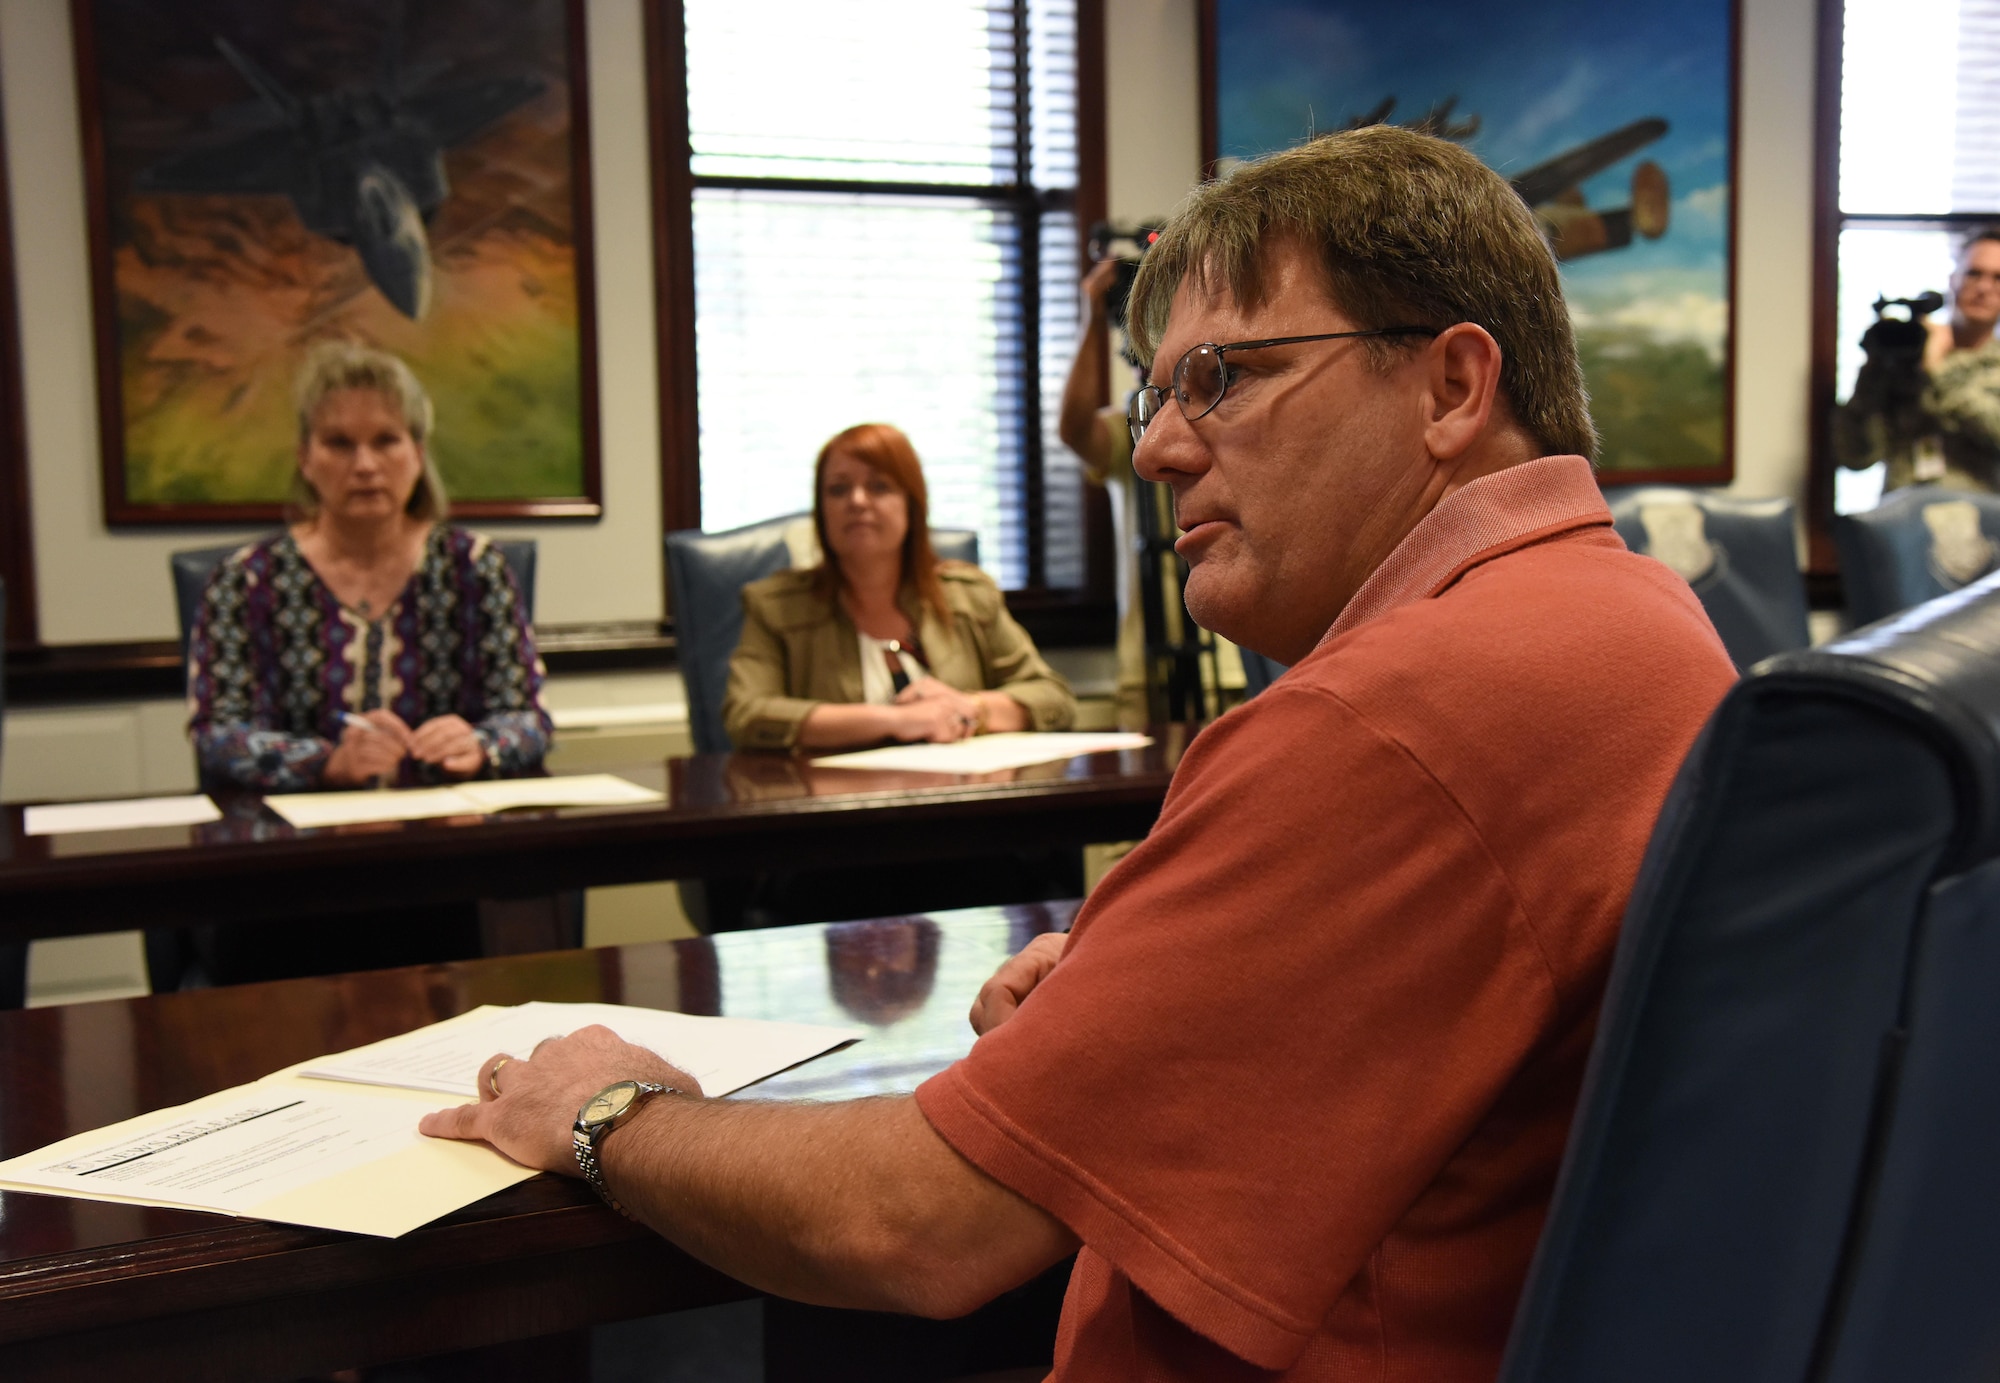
423, 126, 1737, 1380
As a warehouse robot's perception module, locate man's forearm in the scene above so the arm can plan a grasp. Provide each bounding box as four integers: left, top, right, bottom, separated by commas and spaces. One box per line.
1059, 319, 1115, 472
600, 1093, 1076, 1318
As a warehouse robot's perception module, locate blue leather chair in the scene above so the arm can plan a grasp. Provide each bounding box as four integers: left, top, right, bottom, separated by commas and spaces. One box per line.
1834, 484, 2000, 627
156, 536, 540, 993
1500, 572, 2000, 1382
1238, 649, 1287, 698
1607, 488, 1810, 671
667, 514, 979, 753
172, 536, 539, 667
0, 576, 23, 1011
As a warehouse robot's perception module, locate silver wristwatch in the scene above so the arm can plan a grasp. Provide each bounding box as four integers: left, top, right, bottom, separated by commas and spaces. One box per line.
573, 1079, 672, 1218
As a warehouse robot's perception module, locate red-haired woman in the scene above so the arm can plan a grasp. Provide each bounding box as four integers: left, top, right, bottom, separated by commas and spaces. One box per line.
724, 423, 1076, 751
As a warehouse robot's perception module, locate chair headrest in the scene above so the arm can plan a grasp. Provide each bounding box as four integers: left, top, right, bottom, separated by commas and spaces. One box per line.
1751, 569, 2000, 871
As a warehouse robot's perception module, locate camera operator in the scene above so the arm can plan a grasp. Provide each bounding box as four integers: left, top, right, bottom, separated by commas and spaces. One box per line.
1837, 227, 2000, 492
1921, 227, 2000, 481
1057, 242, 1151, 725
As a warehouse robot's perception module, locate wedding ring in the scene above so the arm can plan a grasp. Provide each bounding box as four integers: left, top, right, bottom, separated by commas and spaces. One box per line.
488, 1056, 513, 1098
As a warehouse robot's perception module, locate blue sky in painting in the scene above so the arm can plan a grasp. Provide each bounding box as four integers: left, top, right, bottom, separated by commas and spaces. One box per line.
1216, 0, 1732, 351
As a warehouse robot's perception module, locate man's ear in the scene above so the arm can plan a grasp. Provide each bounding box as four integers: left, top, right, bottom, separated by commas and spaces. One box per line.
1421, 323, 1503, 462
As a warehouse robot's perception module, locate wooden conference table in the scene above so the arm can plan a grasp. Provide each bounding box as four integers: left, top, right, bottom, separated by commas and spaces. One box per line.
0, 732, 1189, 944
0, 903, 1077, 1381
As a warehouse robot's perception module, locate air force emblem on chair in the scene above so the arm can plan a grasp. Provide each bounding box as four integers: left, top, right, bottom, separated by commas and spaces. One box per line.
1638, 500, 1720, 587
1921, 500, 1998, 589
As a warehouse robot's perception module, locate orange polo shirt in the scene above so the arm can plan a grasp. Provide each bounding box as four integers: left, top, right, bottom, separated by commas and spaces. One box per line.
915, 455, 1738, 1381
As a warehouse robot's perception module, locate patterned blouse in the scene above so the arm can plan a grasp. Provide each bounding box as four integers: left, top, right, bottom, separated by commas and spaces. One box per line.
187, 527, 553, 792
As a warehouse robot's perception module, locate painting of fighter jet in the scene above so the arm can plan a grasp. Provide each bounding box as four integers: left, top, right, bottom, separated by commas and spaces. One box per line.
136, 35, 547, 320
1209, 0, 1736, 483
76, 0, 600, 522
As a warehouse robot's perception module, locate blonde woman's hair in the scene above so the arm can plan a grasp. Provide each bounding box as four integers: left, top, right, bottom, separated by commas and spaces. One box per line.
290, 341, 449, 520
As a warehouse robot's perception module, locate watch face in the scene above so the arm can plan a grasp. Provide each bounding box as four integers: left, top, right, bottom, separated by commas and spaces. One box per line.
583, 1081, 638, 1127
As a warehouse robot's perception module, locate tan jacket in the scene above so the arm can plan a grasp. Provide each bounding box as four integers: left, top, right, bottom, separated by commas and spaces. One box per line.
723, 563, 1077, 749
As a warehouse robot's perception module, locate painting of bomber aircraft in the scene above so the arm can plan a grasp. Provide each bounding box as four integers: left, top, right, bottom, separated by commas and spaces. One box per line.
77, 0, 600, 522
1211, 0, 1736, 482
1330, 98, 1673, 260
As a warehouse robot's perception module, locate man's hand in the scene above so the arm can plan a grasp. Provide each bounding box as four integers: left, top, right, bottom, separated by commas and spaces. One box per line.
411, 713, 485, 777
1081, 257, 1119, 327
969, 931, 1069, 1035
418, 1025, 702, 1172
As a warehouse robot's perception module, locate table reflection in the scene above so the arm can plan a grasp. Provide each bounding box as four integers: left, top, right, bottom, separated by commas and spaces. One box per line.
826, 918, 942, 1026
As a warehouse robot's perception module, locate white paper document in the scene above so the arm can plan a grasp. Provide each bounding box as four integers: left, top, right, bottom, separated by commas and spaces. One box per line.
263, 774, 662, 828
23, 794, 222, 836
811, 731, 1153, 775
0, 1000, 862, 1238
2, 1087, 426, 1214
455, 776, 664, 812
299, 1001, 862, 1099
0, 1080, 525, 1238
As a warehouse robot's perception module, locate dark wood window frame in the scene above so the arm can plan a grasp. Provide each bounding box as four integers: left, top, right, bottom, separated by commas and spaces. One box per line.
1806, 0, 1848, 587
642, 0, 1114, 646
1806, 0, 2000, 598
0, 91, 36, 654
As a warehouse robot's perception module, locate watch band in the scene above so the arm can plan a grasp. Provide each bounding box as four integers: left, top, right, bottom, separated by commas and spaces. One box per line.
573, 1080, 672, 1219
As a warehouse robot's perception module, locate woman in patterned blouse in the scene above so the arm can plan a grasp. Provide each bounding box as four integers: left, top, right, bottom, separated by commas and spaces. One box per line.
186, 342, 551, 794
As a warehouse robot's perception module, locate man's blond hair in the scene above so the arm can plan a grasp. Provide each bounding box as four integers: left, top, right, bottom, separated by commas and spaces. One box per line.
1129, 125, 1596, 461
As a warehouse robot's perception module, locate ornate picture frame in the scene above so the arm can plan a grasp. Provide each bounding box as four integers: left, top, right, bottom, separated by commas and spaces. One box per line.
73, 0, 602, 524
1203, 0, 1739, 485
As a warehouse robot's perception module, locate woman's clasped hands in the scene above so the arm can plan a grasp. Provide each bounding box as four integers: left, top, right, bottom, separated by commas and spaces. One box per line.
323, 710, 485, 786
890, 677, 987, 744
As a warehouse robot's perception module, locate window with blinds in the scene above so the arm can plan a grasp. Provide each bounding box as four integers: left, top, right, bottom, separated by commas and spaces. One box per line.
681, 0, 1083, 590
1834, 0, 2000, 512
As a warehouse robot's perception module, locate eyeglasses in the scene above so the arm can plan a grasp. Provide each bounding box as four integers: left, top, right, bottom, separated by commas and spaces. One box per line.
1127, 327, 1441, 446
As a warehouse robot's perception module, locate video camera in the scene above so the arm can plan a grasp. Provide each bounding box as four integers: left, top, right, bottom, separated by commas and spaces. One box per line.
1860, 291, 1945, 376
1088, 221, 1163, 331
1847, 290, 1946, 446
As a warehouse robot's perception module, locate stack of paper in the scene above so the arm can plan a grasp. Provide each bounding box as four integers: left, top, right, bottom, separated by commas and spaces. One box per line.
23, 795, 223, 836
0, 1001, 861, 1238
263, 773, 663, 829
811, 731, 1153, 775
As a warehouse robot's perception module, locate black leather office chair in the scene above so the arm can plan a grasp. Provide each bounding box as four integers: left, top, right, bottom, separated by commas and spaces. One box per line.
171, 536, 539, 666
1607, 488, 1810, 671
666, 514, 979, 753
1500, 571, 2000, 1382
0, 577, 23, 1011
1835, 484, 2000, 627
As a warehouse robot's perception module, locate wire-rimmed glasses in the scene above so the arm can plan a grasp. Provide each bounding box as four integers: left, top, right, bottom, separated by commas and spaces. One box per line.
1127, 327, 1442, 446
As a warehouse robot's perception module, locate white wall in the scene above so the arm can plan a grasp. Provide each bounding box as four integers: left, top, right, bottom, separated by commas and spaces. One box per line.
1730, 0, 1819, 510
1106, 0, 1202, 226
0, 0, 664, 644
